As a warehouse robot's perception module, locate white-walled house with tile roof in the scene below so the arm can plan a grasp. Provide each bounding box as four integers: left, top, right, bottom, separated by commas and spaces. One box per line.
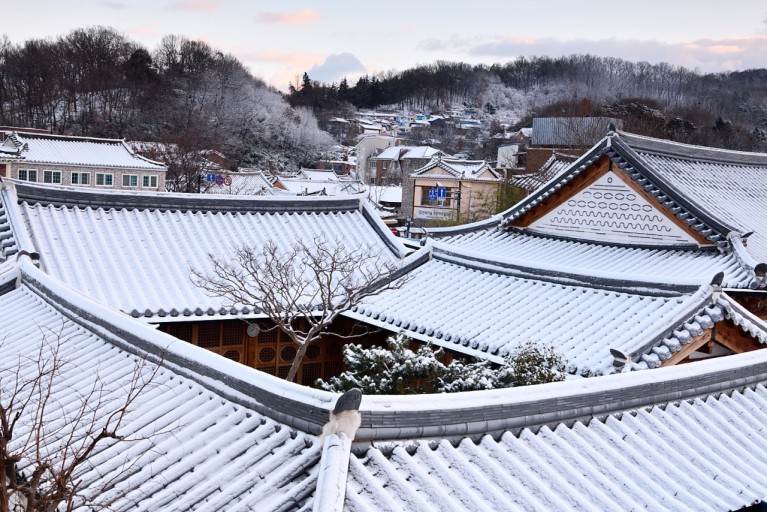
0, 131, 166, 190
404, 157, 502, 225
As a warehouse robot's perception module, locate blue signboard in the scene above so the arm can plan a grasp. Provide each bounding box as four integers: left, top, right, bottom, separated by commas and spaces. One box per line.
205, 173, 215, 182
428, 188, 437, 201
437, 187, 446, 199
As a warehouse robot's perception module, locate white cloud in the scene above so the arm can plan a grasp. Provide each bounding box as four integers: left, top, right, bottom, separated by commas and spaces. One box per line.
307, 53, 366, 84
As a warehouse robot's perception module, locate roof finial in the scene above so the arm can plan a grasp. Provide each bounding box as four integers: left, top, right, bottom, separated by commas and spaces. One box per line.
607, 122, 617, 135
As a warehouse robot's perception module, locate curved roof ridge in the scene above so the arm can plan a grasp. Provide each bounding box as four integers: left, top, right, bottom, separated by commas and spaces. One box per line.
12, 130, 126, 145
13, 180, 365, 214
615, 130, 767, 165
430, 240, 707, 294
608, 134, 739, 240
0, 182, 36, 259
15, 256, 338, 434
355, 346, 767, 442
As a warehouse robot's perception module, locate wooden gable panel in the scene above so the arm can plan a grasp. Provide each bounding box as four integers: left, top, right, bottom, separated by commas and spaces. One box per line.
510, 155, 711, 246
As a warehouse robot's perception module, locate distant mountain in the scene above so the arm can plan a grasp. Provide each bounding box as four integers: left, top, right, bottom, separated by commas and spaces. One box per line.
290, 56, 767, 153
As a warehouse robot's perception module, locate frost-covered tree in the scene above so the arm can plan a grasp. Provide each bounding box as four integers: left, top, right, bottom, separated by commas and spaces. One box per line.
317, 333, 566, 394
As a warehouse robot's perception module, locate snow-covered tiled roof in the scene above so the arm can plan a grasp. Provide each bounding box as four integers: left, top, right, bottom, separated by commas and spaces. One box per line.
348, 382, 767, 511
2, 132, 165, 170
372, 146, 441, 161
510, 152, 577, 193
411, 158, 501, 181
7, 250, 767, 510
278, 178, 365, 196
437, 229, 757, 289
0, 192, 18, 262
298, 168, 342, 181
1, 260, 326, 511
8, 182, 406, 320
367, 186, 402, 204
347, 244, 736, 375
613, 131, 767, 262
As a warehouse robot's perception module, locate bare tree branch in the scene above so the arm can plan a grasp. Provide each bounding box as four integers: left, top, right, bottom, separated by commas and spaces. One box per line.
192, 235, 411, 382
1, 326, 167, 512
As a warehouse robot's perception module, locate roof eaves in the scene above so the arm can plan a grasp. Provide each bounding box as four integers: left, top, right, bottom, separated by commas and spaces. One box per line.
1, 182, 37, 259
354, 346, 767, 443
625, 284, 716, 368
361, 201, 409, 259
17, 258, 338, 434
728, 233, 767, 289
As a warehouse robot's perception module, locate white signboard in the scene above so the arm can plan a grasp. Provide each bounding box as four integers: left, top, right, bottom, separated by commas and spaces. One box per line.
414, 207, 454, 221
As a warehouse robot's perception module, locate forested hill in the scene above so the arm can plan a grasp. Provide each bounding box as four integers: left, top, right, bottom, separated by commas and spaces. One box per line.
289, 57, 767, 152
2, 26, 764, 169
0, 27, 332, 171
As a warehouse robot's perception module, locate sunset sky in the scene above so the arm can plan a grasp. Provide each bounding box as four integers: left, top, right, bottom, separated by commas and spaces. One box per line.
6, 0, 767, 90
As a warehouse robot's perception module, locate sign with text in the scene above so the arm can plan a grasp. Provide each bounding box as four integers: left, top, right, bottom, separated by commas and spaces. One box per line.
414, 207, 454, 220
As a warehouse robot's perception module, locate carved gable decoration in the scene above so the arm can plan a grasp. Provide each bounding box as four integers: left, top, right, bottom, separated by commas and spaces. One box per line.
528, 170, 698, 245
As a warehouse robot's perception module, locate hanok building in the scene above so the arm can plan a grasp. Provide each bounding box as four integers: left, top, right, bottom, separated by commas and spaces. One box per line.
0, 131, 166, 190
0, 181, 407, 385
4, 128, 767, 509
3, 255, 767, 511
403, 157, 502, 226
508, 151, 578, 196
420, 128, 767, 369
366, 145, 443, 186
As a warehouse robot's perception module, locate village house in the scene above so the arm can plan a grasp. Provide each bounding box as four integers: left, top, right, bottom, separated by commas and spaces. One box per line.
403, 156, 502, 225
366, 145, 443, 186
0, 131, 166, 190
354, 134, 398, 184
526, 116, 622, 171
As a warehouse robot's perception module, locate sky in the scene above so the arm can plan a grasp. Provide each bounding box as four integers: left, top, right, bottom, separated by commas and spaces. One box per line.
4, 0, 767, 91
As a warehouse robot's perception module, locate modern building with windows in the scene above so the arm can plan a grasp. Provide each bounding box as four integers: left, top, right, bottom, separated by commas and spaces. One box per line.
0, 130, 166, 190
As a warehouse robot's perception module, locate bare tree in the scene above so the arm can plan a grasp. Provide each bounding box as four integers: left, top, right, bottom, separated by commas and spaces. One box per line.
192, 236, 410, 382
1, 328, 163, 512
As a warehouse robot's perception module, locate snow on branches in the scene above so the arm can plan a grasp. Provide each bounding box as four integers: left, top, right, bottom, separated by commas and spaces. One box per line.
317, 333, 567, 394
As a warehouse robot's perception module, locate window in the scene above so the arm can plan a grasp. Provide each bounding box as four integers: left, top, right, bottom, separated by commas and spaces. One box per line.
421, 186, 452, 207
71, 171, 90, 185
122, 174, 138, 188
43, 170, 62, 184
142, 175, 158, 188
96, 173, 113, 187
17, 169, 37, 182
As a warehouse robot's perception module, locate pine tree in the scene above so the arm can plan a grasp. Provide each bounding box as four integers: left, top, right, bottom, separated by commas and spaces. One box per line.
316, 333, 567, 394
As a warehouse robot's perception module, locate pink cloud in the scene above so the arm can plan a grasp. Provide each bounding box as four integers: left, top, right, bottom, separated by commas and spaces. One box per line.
254, 8, 322, 25
422, 34, 767, 73
128, 24, 160, 38
170, 0, 224, 12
